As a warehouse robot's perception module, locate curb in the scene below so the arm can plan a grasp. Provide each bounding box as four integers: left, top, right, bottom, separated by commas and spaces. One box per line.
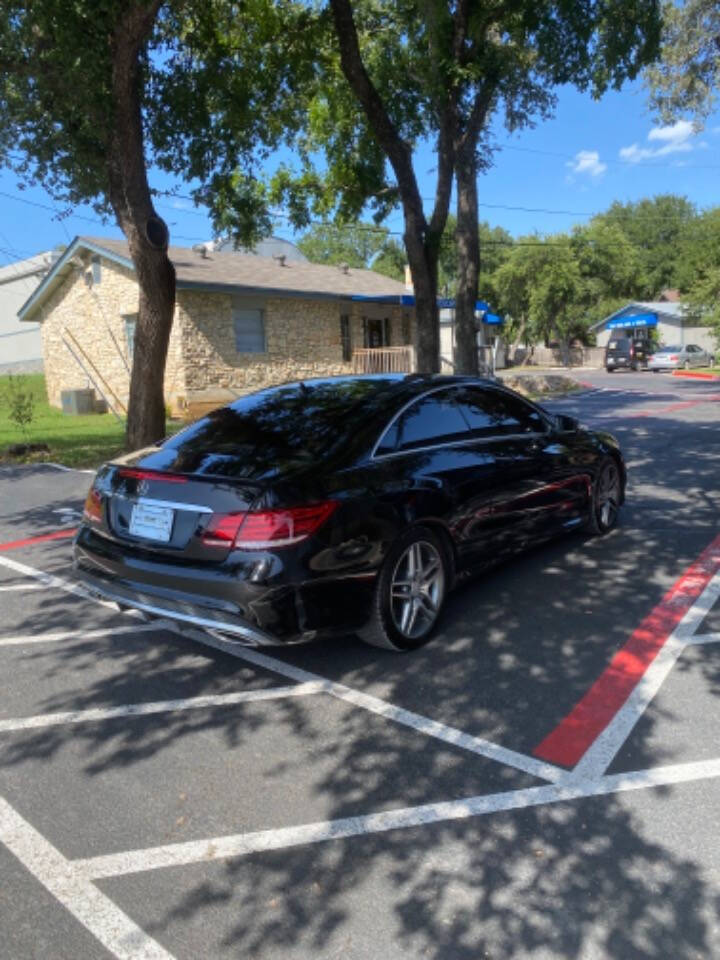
671, 370, 720, 381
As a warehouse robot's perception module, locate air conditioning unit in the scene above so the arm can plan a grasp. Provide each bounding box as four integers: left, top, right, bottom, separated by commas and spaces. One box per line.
61, 389, 96, 415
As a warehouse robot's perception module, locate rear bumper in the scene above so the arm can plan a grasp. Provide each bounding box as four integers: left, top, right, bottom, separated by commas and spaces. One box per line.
73, 526, 377, 645
74, 565, 283, 646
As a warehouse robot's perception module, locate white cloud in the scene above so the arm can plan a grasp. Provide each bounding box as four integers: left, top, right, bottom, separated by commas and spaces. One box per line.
619, 120, 697, 163
647, 119, 694, 145
566, 150, 607, 178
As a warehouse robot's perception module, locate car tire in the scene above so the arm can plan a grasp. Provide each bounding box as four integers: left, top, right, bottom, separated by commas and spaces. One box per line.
359, 526, 448, 652
586, 458, 622, 536
606, 367, 614, 373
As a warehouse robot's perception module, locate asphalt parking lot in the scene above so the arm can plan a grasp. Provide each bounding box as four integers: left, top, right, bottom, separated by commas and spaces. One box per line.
1, 370, 719, 960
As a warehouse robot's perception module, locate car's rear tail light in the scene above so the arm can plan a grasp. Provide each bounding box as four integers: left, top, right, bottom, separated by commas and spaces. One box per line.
83, 487, 103, 524
118, 468, 187, 484
202, 512, 245, 547
670, 355, 678, 362
629, 344, 635, 357
203, 501, 338, 549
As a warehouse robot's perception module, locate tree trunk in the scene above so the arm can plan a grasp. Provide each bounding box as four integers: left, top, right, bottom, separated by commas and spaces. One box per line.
453, 146, 480, 375
108, 1, 175, 451
329, 0, 452, 374
452, 80, 496, 376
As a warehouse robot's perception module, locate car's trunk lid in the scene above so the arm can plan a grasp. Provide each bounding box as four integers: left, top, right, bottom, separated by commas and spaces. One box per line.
103, 462, 263, 562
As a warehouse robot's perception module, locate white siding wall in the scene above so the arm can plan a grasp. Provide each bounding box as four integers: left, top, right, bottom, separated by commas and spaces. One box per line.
0, 257, 47, 368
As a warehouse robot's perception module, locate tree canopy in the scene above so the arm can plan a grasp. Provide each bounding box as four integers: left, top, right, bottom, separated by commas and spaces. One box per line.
646, 0, 720, 122
0, 0, 315, 446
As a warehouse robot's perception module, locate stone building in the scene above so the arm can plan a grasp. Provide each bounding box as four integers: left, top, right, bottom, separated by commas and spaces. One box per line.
18, 236, 416, 417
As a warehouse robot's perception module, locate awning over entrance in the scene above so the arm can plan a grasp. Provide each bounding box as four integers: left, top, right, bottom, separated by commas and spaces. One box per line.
607, 313, 658, 329
350, 293, 502, 323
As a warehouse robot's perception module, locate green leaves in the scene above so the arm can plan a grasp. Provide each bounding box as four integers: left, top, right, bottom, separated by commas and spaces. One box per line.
646, 0, 719, 123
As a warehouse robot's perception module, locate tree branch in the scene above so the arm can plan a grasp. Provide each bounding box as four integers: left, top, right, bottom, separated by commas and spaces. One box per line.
329, 0, 427, 238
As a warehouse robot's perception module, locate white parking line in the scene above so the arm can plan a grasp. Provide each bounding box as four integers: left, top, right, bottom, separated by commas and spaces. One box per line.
0, 795, 175, 959
0, 583, 46, 592
0, 555, 104, 602
76, 756, 720, 880
0, 555, 567, 784
567, 571, 720, 782
0, 622, 171, 647
180, 626, 566, 784
685, 633, 720, 646
0, 682, 324, 733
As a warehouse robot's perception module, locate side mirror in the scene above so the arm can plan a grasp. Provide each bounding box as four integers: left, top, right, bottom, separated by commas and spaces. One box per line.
556, 414, 579, 432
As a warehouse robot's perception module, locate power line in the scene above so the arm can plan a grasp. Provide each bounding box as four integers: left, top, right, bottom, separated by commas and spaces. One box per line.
500, 141, 720, 172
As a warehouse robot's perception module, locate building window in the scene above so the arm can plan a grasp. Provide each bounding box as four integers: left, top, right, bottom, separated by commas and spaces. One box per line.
232, 299, 265, 353
123, 314, 137, 361
340, 314, 352, 362
91, 255, 102, 285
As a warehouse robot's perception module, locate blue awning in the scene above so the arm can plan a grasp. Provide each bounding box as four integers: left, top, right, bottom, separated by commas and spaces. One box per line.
607, 313, 658, 329
483, 312, 503, 325
350, 294, 492, 311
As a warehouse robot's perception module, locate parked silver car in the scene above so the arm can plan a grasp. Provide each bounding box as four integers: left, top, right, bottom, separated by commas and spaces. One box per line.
648, 343, 715, 372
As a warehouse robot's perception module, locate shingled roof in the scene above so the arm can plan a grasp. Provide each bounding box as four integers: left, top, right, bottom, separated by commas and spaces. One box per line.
19, 235, 409, 321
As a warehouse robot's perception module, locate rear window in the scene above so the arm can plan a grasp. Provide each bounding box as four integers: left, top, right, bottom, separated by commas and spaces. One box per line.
657, 345, 681, 352
164, 379, 397, 468
607, 339, 630, 351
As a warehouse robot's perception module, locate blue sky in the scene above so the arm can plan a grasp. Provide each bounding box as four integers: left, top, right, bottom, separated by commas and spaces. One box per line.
1, 76, 720, 269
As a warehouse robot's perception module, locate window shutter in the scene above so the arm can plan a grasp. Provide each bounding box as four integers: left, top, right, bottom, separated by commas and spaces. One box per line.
340, 314, 351, 362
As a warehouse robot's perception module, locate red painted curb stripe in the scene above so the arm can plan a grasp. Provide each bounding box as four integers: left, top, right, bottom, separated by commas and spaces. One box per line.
0, 529, 77, 552
672, 370, 720, 381
533, 533, 720, 768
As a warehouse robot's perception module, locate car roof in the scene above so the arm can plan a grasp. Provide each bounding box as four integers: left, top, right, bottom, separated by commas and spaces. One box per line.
246, 373, 499, 399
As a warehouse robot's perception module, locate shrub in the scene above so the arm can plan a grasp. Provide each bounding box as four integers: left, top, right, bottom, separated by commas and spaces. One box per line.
3, 374, 36, 440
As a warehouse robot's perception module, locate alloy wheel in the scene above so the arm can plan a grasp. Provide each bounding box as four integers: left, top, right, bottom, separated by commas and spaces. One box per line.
596, 461, 620, 530
389, 540, 445, 640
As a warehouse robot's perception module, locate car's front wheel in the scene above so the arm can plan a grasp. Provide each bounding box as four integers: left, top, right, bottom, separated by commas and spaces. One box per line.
587, 458, 622, 535
360, 527, 448, 651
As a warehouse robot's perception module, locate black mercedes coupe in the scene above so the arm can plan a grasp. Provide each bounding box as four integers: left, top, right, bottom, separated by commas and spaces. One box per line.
74, 375, 625, 651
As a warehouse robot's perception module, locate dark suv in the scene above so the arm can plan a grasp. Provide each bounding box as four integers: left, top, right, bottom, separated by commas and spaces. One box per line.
605, 337, 648, 372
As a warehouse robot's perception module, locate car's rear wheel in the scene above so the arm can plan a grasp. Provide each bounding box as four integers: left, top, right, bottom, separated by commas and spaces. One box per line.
587, 458, 621, 535
360, 527, 447, 651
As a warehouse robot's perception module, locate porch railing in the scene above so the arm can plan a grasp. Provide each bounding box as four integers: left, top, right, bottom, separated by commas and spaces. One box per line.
351, 346, 415, 374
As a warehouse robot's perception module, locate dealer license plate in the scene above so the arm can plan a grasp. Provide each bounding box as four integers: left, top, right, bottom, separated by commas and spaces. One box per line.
129, 502, 174, 542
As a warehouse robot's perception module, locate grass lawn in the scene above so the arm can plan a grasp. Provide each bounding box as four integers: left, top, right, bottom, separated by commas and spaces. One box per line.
0, 374, 177, 469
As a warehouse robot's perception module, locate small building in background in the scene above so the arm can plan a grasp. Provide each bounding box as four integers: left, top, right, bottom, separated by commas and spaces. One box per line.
0, 252, 53, 373
591, 301, 715, 352
18, 235, 416, 419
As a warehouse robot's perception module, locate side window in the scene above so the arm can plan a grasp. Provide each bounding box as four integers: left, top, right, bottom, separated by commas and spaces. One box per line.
455, 387, 547, 438
91, 255, 102, 285
395, 392, 469, 452
232, 299, 265, 353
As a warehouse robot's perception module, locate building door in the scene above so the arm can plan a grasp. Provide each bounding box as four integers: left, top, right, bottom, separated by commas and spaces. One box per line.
363, 317, 389, 348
